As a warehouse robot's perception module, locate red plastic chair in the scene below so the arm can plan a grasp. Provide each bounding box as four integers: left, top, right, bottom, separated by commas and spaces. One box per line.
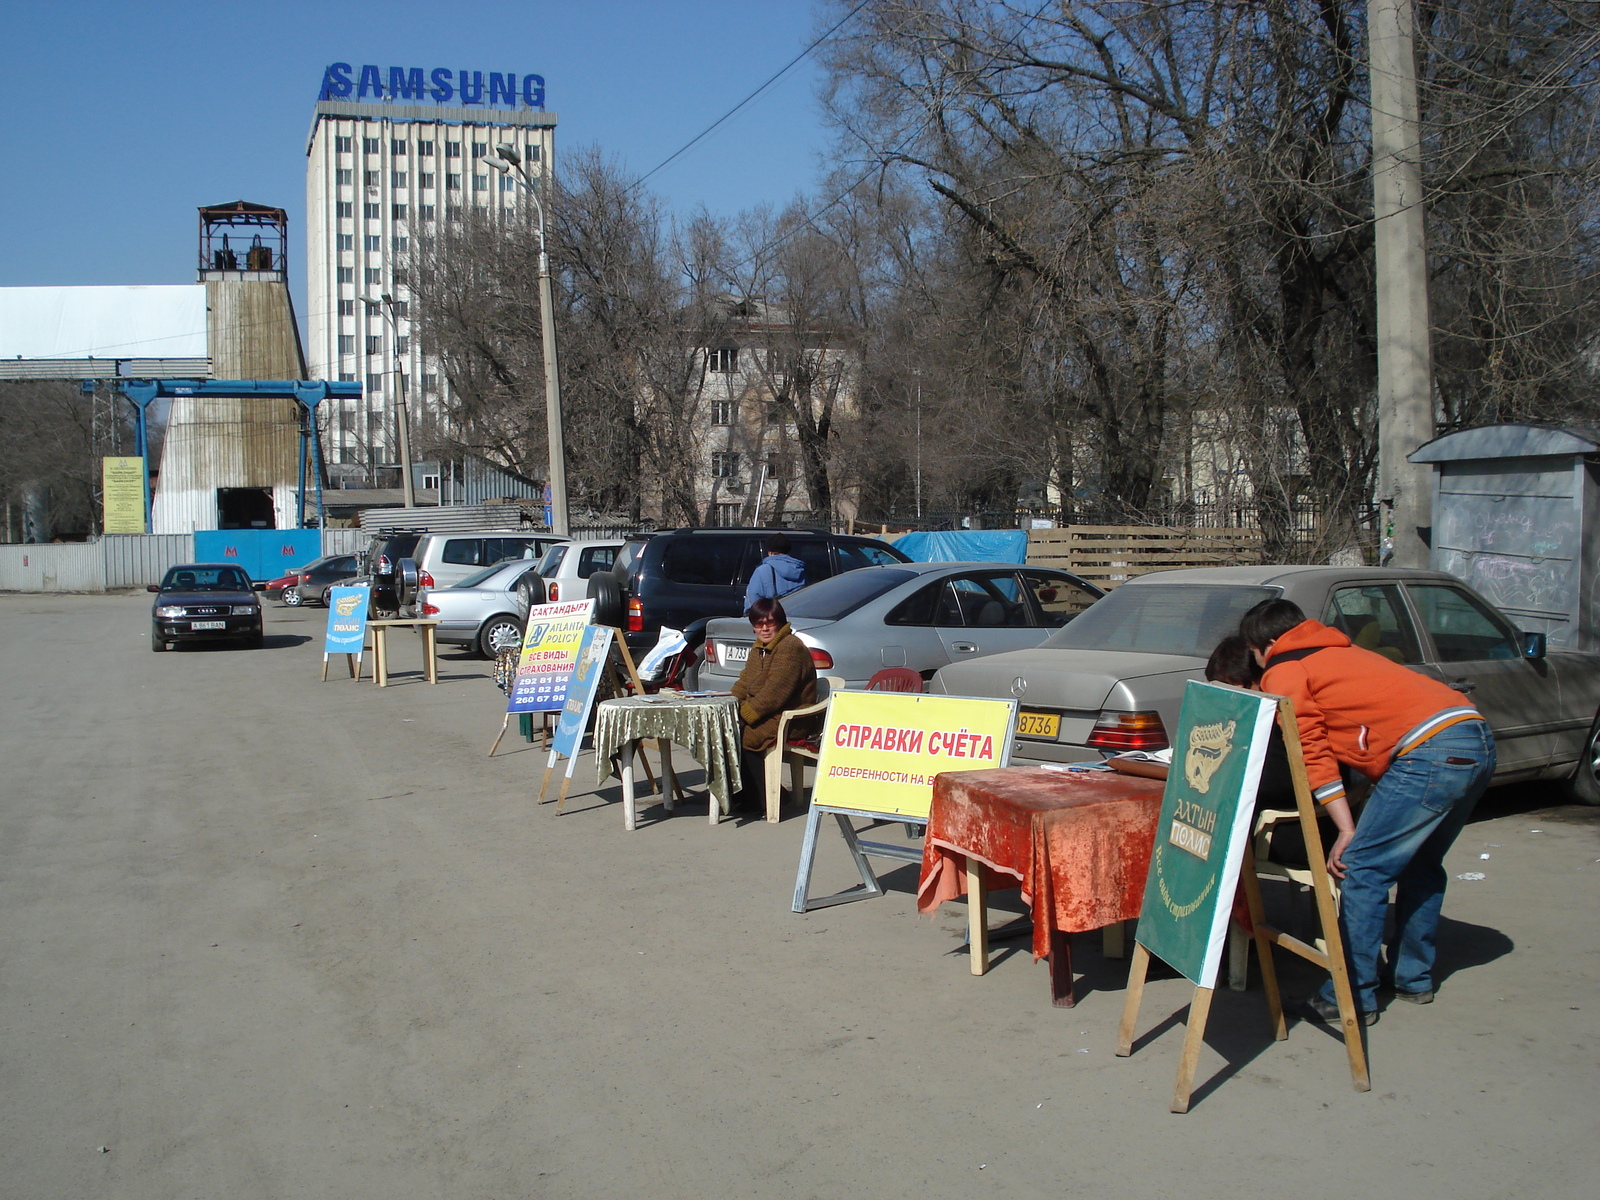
866, 666, 924, 693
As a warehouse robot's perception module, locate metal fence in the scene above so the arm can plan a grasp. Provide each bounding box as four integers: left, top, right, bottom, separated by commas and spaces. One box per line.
3, 530, 363, 593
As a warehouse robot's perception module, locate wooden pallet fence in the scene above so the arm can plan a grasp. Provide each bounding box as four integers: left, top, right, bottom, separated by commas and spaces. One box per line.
1027, 525, 1262, 589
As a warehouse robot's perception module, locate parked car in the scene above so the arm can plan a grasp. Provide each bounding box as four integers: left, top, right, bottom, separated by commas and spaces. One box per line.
587, 527, 912, 655
928, 564, 1600, 801
396, 529, 566, 614
282, 554, 359, 607
149, 563, 264, 652
358, 529, 426, 615
263, 568, 302, 602
418, 557, 544, 659
700, 562, 1103, 689
526, 539, 624, 605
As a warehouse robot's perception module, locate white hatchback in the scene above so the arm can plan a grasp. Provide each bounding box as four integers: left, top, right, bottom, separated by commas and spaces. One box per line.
530, 539, 624, 605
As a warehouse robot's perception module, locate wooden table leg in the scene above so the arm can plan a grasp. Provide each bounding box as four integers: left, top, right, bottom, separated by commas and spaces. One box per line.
1048, 929, 1076, 1007
374, 627, 388, 687
966, 856, 989, 976
424, 625, 437, 683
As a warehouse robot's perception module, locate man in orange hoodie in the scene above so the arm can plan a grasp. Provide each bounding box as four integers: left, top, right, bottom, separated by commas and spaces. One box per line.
1240, 598, 1495, 1024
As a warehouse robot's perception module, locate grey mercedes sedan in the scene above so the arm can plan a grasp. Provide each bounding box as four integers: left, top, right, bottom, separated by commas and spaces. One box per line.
929, 565, 1600, 802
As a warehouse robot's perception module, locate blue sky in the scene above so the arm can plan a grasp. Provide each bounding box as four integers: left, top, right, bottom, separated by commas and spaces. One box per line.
0, 1, 837, 312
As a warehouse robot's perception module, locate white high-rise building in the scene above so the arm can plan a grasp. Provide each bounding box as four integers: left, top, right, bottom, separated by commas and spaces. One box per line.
305, 79, 555, 485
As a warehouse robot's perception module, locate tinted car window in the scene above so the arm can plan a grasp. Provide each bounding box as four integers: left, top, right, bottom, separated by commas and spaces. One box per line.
1324, 585, 1422, 663
577, 546, 616, 577
1408, 584, 1520, 662
886, 580, 943, 626
949, 573, 1030, 627
1022, 569, 1100, 627
163, 566, 251, 590
790, 539, 832, 583
1046, 584, 1277, 657
661, 538, 747, 586
838, 542, 907, 569
784, 568, 919, 620
441, 538, 483, 566
486, 537, 539, 563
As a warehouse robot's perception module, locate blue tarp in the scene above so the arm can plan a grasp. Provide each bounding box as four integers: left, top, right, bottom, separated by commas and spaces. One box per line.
892, 529, 1028, 564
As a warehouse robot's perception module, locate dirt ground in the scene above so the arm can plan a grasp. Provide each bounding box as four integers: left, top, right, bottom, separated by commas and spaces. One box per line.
1, 592, 1596, 1199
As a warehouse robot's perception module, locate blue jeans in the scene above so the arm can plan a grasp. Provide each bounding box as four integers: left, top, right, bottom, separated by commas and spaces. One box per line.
1317, 720, 1496, 1011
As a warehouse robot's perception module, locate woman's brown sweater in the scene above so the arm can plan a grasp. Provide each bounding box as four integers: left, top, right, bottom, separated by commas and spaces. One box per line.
730, 623, 818, 751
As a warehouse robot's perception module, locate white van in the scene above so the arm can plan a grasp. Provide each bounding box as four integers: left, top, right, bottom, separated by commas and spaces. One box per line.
398, 530, 567, 612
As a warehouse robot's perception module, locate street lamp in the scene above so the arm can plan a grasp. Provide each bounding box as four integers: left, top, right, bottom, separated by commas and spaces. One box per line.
364, 292, 416, 508
489, 144, 569, 536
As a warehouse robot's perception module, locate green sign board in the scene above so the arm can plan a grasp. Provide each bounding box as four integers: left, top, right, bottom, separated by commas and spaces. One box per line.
1135, 680, 1278, 987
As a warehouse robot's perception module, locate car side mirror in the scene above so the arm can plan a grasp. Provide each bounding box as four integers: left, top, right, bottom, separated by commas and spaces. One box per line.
253, 582, 267, 592
146, 584, 160, 593
1522, 631, 1547, 660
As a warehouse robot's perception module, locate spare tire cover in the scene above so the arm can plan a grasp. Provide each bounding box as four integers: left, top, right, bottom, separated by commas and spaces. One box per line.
397, 557, 420, 604
588, 571, 624, 629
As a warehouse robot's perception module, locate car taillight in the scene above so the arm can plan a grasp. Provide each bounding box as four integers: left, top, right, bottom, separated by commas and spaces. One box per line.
704, 637, 716, 662
297, 573, 310, 584
377, 554, 392, 573
421, 602, 440, 615
418, 570, 434, 589
1086, 710, 1169, 752
809, 648, 834, 669
548, 582, 559, 601
627, 597, 644, 632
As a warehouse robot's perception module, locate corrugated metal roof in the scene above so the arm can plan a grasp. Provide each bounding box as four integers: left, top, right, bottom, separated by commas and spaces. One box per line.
0, 285, 208, 360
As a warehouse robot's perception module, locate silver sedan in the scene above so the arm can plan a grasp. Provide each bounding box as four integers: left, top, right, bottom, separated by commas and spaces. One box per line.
417, 558, 540, 659
699, 562, 1103, 690
928, 565, 1600, 800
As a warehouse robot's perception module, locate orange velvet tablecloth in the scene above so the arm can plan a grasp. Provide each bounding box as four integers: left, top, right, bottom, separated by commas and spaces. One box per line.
917, 767, 1165, 965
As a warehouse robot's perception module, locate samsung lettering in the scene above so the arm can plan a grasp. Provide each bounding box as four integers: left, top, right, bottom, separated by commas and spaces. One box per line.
320, 64, 545, 109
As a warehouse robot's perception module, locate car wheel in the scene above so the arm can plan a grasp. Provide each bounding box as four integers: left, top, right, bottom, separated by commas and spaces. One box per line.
1565, 714, 1600, 805
283, 587, 303, 607
151, 628, 168, 652
588, 570, 624, 629
245, 629, 265, 650
479, 614, 525, 660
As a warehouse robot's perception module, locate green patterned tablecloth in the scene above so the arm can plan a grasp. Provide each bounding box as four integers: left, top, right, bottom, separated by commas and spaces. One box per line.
594, 695, 743, 815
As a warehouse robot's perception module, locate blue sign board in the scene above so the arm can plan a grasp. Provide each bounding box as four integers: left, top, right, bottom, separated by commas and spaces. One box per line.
552, 625, 614, 762
323, 586, 371, 655
321, 64, 545, 109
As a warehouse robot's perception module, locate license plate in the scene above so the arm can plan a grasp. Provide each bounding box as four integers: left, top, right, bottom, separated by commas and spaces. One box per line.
721, 644, 749, 665
1017, 710, 1061, 739
191, 620, 226, 630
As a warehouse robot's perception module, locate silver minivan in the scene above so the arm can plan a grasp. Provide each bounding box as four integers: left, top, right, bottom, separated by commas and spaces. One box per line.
398, 530, 566, 613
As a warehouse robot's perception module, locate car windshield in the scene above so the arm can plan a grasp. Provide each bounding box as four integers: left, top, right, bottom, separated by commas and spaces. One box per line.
783, 568, 920, 620
455, 560, 526, 589
1043, 583, 1278, 657
163, 566, 251, 591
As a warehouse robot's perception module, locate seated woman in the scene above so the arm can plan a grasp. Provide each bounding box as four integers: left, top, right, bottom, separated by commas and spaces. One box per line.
729, 597, 818, 811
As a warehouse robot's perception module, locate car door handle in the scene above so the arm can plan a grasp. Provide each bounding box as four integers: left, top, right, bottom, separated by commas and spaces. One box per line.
951, 642, 978, 653
1450, 678, 1477, 694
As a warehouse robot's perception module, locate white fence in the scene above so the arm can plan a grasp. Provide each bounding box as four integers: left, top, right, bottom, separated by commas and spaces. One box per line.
0, 532, 365, 593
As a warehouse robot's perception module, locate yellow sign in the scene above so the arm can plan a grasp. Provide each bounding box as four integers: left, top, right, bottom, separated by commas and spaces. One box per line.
101, 457, 146, 534
812, 690, 1018, 819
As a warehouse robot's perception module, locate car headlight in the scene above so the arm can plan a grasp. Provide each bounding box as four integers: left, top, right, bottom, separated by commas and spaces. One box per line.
231, 604, 259, 615
155, 605, 185, 617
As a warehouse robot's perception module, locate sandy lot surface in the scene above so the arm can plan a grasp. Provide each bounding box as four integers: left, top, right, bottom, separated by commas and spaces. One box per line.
1, 592, 1596, 1199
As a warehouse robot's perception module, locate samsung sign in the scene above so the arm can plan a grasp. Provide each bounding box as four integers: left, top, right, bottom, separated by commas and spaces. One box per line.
320, 63, 545, 110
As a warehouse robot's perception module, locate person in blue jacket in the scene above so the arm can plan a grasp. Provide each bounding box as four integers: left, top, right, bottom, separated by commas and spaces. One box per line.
742, 534, 807, 614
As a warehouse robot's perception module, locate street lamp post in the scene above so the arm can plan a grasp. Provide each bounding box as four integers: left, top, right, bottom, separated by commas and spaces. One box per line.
490, 146, 570, 536
366, 292, 416, 508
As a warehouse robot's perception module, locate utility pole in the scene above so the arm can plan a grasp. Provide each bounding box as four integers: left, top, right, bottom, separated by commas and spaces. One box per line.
368, 293, 416, 508
1371, 0, 1434, 568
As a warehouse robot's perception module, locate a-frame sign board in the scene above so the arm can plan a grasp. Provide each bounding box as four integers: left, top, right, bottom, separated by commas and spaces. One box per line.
1115, 683, 1370, 1113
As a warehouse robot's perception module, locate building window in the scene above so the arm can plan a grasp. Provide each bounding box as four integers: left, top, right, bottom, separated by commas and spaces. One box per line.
472, 175, 488, 192
366, 335, 382, 355
445, 141, 461, 157
471, 141, 487, 157
446, 173, 462, 191
338, 334, 355, 354
363, 203, 380, 219
365, 267, 382, 284
709, 347, 738, 373
336, 201, 353, 218
336, 233, 353, 251
418, 139, 434, 156
390, 138, 407, 155
367, 373, 383, 393
713, 502, 742, 528
422, 472, 440, 490
711, 452, 740, 479
338, 299, 355, 317
526, 144, 542, 162
336, 266, 353, 283
419, 204, 436, 221
362, 137, 379, 154
391, 235, 408, 253
335, 167, 352, 186
499, 175, 516, 192
475, 206, 489, 219
364, 170, 379, 187
710, 399, 734, 425
392, 300, 409, 317
446, 205, 461, 221
423, 373, 439, 393
364, 234, 381, 251
419, 172, 434, 190
391, 171, 407, 188
335, 135, 352, 153
396, 335, 409, 354
392, 203, 407, 219
364, 299, 381, 315
338, 372, 355, 382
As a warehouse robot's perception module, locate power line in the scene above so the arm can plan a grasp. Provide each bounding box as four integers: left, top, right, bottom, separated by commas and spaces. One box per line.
632, 0, 871, 190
